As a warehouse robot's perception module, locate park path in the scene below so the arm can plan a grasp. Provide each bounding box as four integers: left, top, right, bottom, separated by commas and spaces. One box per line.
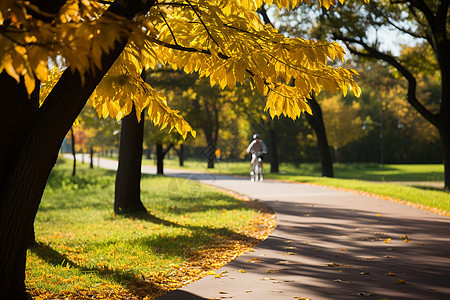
67, 155, 450, 299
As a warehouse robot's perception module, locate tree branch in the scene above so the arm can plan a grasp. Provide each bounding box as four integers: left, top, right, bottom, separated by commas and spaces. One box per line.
334, 34, 438, 126
160, 12, 179, 46
185, 0, 220, 47
257, 5, 272, 25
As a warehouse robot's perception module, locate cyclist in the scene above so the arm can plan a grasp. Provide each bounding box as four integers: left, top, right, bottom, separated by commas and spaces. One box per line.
246, 134, 268, 181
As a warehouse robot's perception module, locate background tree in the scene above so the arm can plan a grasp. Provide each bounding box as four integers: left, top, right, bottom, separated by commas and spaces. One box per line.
114, 104, 147, 214
321, 95, 364, 162
318, 0, 449, 188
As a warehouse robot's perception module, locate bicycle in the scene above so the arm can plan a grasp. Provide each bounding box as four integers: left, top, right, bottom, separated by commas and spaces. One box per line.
250, 151, 266, 182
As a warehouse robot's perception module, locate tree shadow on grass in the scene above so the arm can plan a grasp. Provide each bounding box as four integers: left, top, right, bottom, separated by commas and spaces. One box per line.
29, 242, 168, 298
119, 210, 183, 228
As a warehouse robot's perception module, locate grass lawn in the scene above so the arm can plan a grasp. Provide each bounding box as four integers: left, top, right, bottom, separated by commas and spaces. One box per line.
27, 158, 275, 299
141, 158, 449, 215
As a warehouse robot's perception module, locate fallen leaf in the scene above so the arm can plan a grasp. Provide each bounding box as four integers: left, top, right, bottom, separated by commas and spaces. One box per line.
333, 278, 352, 283
327, 262, 341, 267
238, 269, 246, 273
396, 279, 406, 284
386, 272, 397, 276
246, 258, 261, 263
276, 260, 294, 265
282, 246, 297, 250
400, 235, 411, 242
384, 238, 392, 243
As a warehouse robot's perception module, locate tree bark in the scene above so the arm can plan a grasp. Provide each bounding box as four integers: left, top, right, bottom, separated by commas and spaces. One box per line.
305, 95, 334, 177
90, 146, 94, 169
71, 128, 76, 176
176, 144, 185, 166
114, 105, 147, 214
0, 1, 155, 297
156, 143, 174, 174
156, 143, 164, 174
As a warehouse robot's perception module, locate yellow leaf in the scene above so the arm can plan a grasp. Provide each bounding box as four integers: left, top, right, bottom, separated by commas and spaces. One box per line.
24, 72, 35, 96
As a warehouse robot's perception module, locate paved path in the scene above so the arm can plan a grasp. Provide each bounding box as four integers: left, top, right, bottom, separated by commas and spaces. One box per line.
67, 155, 450, 299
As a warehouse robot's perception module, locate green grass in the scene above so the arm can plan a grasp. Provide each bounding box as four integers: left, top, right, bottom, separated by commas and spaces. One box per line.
141, 158, 449, 214
27, 158, 267, 299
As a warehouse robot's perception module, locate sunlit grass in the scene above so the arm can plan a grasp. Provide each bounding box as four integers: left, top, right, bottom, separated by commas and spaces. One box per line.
27, 158, 274, 299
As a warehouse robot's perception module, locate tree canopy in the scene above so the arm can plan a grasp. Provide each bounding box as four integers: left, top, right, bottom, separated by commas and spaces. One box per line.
1, 0, 364, 137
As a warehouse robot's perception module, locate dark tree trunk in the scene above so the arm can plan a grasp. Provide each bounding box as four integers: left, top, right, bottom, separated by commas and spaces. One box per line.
203, 101, 219, 169
156, 143, 174, 174
305, 95, 334, 177
90, 146, 94, 169
207, 145, 216, 169
269, 119, 279, 173
71, 128, 76, 176
156, 143, 164, 174
439, 78, 450, 190
175, 144, 184, 167
0, 1, 154, 296
114, 105, 147, 214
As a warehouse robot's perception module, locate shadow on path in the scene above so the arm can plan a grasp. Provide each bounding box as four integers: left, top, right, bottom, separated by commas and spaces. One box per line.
156, 290, 207, 300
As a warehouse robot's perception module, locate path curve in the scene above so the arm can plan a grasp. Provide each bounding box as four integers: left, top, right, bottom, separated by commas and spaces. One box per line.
67, 156, 450, 299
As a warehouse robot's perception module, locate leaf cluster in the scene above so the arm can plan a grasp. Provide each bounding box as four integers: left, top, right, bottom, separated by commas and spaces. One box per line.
1, 0, 364, 139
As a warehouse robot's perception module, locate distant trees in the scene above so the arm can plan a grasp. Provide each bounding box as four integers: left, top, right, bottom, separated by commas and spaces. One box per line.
321, 95, 363, 162
322, 0, 448, 188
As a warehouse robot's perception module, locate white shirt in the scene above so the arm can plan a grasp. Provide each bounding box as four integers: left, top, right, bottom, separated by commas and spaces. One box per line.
246, 139, 268, 154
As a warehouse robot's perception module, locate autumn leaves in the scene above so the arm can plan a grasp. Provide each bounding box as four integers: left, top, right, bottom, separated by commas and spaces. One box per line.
1, 0, 362, 140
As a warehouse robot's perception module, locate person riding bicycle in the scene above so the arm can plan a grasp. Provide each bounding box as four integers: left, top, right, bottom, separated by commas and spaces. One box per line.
246, 134, 268, 181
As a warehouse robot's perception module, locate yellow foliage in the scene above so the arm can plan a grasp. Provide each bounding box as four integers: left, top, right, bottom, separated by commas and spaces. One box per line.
1, 0, 364, 138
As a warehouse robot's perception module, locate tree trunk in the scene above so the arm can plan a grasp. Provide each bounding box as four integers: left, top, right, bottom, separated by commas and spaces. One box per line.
71, 128, 76, 176
207, 145, 216, 169
268, 119, 279, 173
305, 95, 334, 177
114, 105, 147, 214
156, 143, 174, 174
439, 71, 450, 190
90, 146, 94, 169
177, 144, 185, 166
156, 143, 164, 174
0, 1, 151, 296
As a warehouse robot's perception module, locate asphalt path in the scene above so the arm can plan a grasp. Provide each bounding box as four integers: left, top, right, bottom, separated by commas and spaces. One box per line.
67, 155, 450, 299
